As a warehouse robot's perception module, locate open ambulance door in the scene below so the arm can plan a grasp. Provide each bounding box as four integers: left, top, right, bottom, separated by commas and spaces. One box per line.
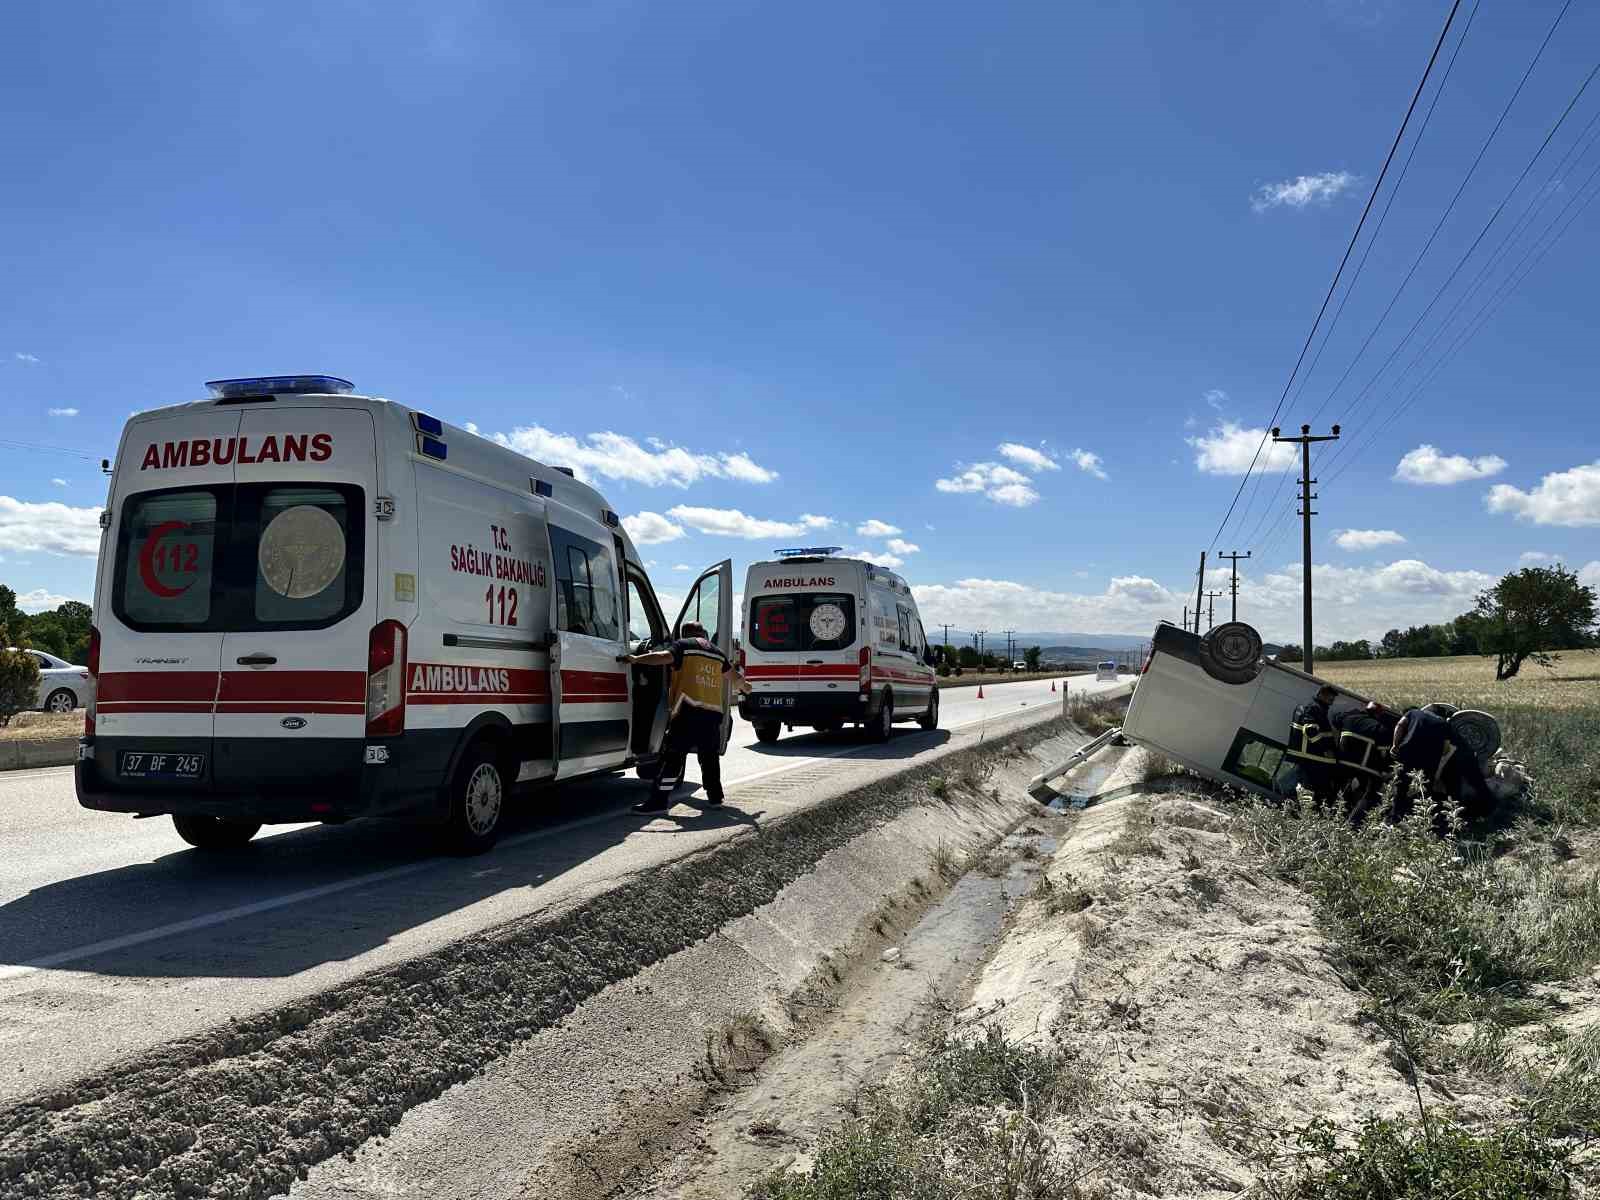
672, 559, 734, 753
546, 516, 633, 781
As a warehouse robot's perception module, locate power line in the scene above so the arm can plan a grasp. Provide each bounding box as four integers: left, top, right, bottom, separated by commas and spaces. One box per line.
1207, 0, 1465, 550
1230, 0, 1484, 552
0, 438, 101, 462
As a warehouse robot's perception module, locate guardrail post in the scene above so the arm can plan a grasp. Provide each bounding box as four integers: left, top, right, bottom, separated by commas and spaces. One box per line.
1061, 679, 1069, 718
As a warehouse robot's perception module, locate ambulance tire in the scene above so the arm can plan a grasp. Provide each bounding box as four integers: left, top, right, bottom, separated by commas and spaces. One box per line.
754, 721, 782, 744
918, 687, 939, 731
1199, 623, 1263, 685
445, 740, 508, 855
172, 814, 261, 850
869, 690, 894, 743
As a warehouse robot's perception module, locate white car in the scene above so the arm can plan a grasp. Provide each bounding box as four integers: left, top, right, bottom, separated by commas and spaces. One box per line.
9, 648, 95, 713
1095, 661, 1119, 682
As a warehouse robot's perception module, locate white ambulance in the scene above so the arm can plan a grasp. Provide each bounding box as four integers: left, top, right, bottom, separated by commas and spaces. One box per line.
739, 549, 938, 744
77, 375, 731, 853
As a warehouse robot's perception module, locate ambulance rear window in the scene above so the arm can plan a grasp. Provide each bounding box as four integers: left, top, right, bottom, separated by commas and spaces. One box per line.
116, 489, 219, 629
750, 593, 855, 652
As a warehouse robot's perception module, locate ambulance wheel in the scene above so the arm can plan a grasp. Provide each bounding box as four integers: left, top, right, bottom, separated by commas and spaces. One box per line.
754, 721, 782, 744
918, 688, 940, 731
445, 742, 507, 855
870, 690, 894, 743
172, 814, 261, 850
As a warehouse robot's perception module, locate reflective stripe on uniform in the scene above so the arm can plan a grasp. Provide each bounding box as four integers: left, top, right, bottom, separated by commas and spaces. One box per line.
1337, 731, 1386, 778
1286, 722, 1338, 765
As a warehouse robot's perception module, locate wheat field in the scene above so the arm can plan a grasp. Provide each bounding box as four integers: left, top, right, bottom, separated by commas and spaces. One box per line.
1315, 648, 1600, 711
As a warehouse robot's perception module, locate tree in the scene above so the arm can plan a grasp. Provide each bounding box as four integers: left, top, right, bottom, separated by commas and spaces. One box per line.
1475, 564, 1597, 680
958, 645, 980, 668
0, 626, 41, 726
1024, 645, 1042, 671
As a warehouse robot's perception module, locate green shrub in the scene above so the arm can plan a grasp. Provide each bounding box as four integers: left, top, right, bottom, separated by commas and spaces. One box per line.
1267, 1113, 1580, 1199
0, 629, 41, 727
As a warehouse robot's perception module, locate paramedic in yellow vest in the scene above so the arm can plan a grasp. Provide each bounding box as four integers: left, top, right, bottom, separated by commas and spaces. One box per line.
1284, 683, 1341, 808
624, 621, 750, 813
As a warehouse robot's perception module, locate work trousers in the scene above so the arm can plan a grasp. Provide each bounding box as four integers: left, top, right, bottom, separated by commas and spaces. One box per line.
655, 705, 724, 802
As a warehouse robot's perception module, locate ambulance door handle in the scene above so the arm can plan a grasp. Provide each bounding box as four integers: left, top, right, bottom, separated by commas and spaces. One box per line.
235, 654, 277, 666
805, 659, 824, 665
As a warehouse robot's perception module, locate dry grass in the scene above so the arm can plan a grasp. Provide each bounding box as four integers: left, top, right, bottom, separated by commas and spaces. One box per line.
1316, 649, 1600, 711
0, 711, 82, 741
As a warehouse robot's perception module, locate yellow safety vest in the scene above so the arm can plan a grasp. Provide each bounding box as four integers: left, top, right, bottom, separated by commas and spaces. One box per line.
669, 641, 727, 716
1287, 722, 1338, 765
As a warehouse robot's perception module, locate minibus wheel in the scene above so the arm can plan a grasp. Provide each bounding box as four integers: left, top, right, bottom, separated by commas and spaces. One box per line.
172, 814, 261, 850
446, 741, 506, 855
918, 687, 939, 731
754, 721, 781, 744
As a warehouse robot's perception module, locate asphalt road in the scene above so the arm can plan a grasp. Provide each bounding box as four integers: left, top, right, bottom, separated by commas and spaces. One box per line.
0, 672, 1128, 1102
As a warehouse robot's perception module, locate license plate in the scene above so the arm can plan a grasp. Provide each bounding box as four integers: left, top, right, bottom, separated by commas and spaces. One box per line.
757, 696, 795, 708
119, 751, 206, 780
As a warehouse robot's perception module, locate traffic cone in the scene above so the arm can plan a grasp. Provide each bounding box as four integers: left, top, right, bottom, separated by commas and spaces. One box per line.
976, 684, 985, 699
1050, 679, 1057, 693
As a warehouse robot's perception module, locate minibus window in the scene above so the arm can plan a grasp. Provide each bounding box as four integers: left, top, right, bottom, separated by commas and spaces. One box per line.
552, 527, 621, 641
750, 594, 854, 652
115, 489, 219, 628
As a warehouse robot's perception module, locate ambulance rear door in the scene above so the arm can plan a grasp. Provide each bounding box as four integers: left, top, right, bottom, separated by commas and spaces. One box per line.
672, 559, 734, 751
94, 409, 244, 791
548, 513, 632, 779
212, 406, 378, 792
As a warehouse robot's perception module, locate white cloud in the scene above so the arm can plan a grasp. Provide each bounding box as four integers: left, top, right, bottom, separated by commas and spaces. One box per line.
936, 462, 1040, 507
1486, 461, 1600, 527
850, 548, 905, 570
665, 506, 812, 540
1251, 171, 1359, 212
621, 510, 685, 545
1203, 389, 1228, 411
463, 421, 480, 435
1579, 561, 1600, 589
0, 496, 102, 556
1333, 528, 1406, 551
489, 426, 777, 488
50, 478, 66, 488
856, 519, 902, 537
14, 352, 40, 364
998, 443, 1059, 472
47, 407, 78, 417
1107, 575, 1174, 605
1519, 551, 1555, 565
1394, 444, 1508, 485
16, 588, 77, 613
799, 514, 834, 529
672, 563, 692, 571
1068, 448, 1108, 480
1188, 422, 1297, 475
886, 538, 920, 556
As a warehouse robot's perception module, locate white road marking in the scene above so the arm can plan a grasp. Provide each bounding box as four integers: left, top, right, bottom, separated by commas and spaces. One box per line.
0, 681, 1093, 980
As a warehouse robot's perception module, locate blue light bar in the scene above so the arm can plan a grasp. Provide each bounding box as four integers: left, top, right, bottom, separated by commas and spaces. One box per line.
774, 546, 844, 558
416, 434, 448, 460
412, 412, 443, 436
206, 375, 354, 398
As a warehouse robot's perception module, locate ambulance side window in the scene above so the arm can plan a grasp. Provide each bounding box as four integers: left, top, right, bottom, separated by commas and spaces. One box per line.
626, 576, 665, 646
551, 526, 621, 641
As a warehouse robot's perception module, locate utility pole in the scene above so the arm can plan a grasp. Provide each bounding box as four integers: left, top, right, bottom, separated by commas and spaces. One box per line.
1192, 551, 1207, 635
1272, 423, 1341, 674
1004, 630, 1015, 664
1203, 590, 1223, 631
1183, 604, 1190, 632
1217, 550, 1251, 622
941, 623, 952, 656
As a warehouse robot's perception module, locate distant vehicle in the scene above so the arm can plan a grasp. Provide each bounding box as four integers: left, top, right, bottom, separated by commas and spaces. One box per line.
1012, 660, 1027, 671
741, 549, 937, 744
1095, 661, 1118, 681
8, 648, 94, 713
76, 374, 727, 853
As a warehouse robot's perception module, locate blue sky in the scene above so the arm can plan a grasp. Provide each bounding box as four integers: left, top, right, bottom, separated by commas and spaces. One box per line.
3, 0, 1597, 645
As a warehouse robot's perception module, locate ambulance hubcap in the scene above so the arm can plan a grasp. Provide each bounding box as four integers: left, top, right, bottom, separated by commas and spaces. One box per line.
464, 762, 503, 835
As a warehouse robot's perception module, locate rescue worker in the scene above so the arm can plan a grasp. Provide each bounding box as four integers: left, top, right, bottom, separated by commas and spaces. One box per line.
1333, 701, 1397, 824
1284, 684, 1342, 809
623, 621, 749, 814
1391, 705, 1494, 824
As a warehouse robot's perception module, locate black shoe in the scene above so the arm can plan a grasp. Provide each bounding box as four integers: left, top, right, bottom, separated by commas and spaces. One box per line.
703, 796, 724, 809
633, 798, 671, 813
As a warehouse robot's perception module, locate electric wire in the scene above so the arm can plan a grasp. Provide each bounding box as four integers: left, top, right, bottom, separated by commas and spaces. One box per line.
1205, 0, 1465, 550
